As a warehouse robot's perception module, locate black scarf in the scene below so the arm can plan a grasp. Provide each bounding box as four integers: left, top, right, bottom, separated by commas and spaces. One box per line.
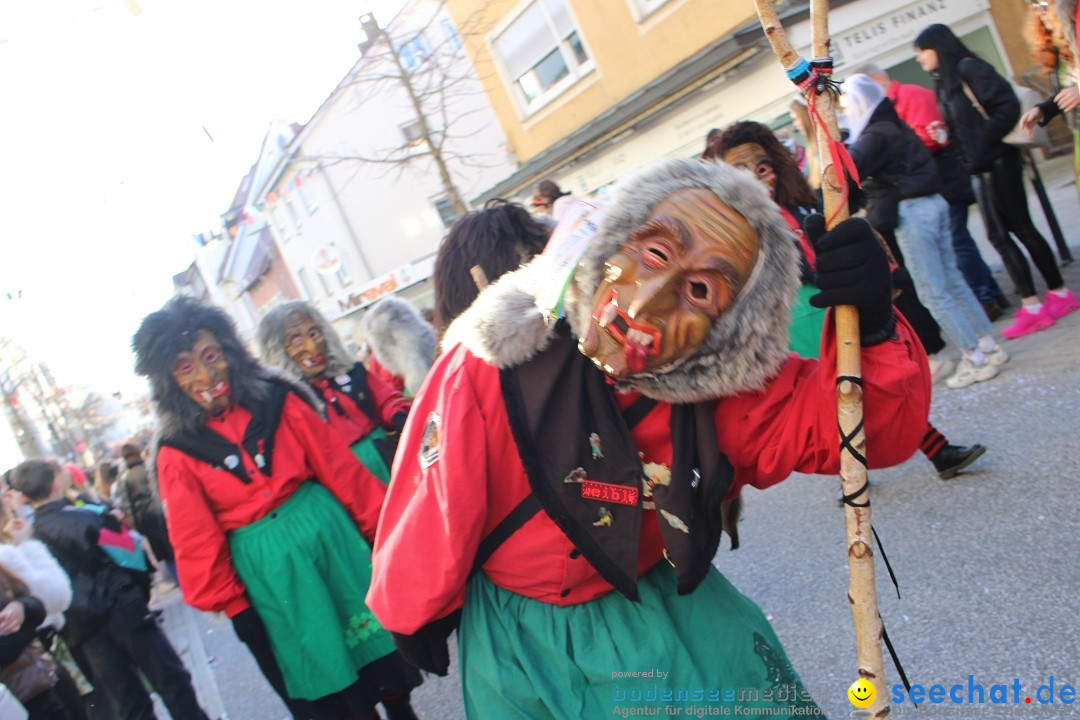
500, 323, 735, 599
158, 378, 291, 483
314, 363, 377, 431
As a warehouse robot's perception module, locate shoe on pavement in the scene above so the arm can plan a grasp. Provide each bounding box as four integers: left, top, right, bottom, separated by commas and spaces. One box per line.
1044, 289, 1080, 320
1002, 306, 1054, 339
928, 355, 955, 384
982, 302, 1003, 322
945, 358, 998, 389
984, 345, 1009, 367
931, 443, 987, 480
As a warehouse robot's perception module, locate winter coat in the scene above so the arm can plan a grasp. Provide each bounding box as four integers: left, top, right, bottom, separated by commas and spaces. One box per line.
935, 57, 1021, 174
116, 462, 174, 564
886, 80, 976, 206
847, 99, 943, 232
0, 540, 72, 630
31, 499, 151, 647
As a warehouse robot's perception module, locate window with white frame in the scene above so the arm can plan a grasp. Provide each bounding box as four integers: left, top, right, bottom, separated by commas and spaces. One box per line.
297, 267, 316, 299
295, 176, 318, 214
399, 34, 432, 71
494, 0, 591, 111
270, 206, 292, 240
441, 16, 463, 52
283, 194, 302, 228
336, 263, 352, 287
401, 120, 425, 148
631, 0, 675, 19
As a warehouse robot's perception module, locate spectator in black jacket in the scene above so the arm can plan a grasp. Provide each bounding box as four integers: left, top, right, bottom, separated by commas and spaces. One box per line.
9, 459, 209, 720
915, 23, 1080, 339
844, 73, 1009, 390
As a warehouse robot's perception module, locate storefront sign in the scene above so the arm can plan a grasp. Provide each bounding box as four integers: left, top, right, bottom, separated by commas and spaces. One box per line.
327, 255, 435, 320
824, 0, 990, 68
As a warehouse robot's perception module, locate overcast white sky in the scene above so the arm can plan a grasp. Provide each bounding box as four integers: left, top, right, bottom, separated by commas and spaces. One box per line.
0, 0, 407, 465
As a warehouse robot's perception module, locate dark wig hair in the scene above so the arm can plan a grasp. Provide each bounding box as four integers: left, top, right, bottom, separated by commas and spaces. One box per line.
132, 296, 267, 435
703, 121, 818, 210
432, 198, 550, 334
913, 23, 978, 91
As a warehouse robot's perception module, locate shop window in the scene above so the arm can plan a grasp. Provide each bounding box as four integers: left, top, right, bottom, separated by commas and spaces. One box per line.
493, 0, 592, 113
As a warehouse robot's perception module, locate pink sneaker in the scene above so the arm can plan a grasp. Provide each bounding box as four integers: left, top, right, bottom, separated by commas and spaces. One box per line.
1002, 306, 1054, 339
1044, 289, 1080, 320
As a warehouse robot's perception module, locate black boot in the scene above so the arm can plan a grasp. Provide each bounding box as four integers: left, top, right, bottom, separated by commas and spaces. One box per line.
383, 693, 420, 720
931, 444, 986, 480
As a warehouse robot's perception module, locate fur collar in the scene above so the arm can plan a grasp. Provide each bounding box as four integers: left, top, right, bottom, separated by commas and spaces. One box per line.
444, 158, 799, 403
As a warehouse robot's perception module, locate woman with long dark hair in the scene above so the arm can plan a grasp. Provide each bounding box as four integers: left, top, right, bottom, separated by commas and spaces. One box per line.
432, 199, 550, 338
914, 23, 1080, 339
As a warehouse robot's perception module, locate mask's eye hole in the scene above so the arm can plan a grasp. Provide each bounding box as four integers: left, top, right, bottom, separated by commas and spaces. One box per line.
643, 244, 670, 269
203, 348, 222, 364
173, 360, 194, 376
685, 275, 717, 308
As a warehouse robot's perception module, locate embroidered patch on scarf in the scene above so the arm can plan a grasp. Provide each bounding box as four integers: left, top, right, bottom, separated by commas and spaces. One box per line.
581, 480, 639, 507
418, 411, 441, 469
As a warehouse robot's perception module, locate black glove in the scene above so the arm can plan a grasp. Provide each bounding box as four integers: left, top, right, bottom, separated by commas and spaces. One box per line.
391, 609, 462, 677
805, 215, 897, 346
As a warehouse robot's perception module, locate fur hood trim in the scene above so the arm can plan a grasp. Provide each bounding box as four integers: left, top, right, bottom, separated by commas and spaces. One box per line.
360, 296, 436, 395
446, 158, 799, 403
256, 300, 355, 383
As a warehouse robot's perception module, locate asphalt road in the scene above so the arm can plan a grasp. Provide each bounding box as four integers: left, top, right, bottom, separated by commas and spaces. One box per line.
155, 156, 1080, 720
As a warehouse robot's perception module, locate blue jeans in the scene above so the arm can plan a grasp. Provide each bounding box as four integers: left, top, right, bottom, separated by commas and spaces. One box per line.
896, 195, 992, 352
949, 202, 1003, 305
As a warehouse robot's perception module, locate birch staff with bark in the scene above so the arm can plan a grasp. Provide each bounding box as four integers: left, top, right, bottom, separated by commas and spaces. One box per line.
752, 0, 889, 716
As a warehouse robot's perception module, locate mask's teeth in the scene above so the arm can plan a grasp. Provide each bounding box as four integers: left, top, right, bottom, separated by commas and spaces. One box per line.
627, 328, 653, 347
599, 302, 617, 327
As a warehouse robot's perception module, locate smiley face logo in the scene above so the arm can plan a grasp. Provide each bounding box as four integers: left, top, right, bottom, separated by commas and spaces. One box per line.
847, 678, 876, 709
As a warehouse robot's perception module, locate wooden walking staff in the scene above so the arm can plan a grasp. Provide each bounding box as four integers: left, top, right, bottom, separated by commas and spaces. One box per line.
752, 1, 889, 716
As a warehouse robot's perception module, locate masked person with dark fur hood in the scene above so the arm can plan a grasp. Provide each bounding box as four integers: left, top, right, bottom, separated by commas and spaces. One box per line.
257, 301, 413, 485
133, 298, 421, 720
366, 158, 931, 718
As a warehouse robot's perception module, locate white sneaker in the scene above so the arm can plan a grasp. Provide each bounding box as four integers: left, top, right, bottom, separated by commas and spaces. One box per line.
945, 358, 999, 389
928, 354, 955, 384
985, 345, 1010, 367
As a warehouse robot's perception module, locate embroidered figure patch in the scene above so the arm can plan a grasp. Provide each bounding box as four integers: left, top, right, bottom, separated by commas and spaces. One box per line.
593, 507, 613, 527
641, 461, 671, 510
418, 412, 441, 469
589, 432, 604, 459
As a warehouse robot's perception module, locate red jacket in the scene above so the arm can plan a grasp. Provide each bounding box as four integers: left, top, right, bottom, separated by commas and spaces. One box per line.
367, 314, 930, 634
157, 393, 387, 617
887, 79, 950, 153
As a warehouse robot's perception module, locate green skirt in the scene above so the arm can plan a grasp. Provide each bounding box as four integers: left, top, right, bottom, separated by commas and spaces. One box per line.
460, 562, 823, 719
351, 426, 391, 483
229, 482, 396, 700
789, 283, 827, 360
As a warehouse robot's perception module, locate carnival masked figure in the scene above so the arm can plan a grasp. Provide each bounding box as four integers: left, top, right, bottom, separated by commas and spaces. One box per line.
366, 159, 931, 719
257, 301, 412, 484
133, 298, 421, 720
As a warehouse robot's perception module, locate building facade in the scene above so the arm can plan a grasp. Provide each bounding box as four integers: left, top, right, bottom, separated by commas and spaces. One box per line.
246, 0, 518, 347
445, 0, 1038, 205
